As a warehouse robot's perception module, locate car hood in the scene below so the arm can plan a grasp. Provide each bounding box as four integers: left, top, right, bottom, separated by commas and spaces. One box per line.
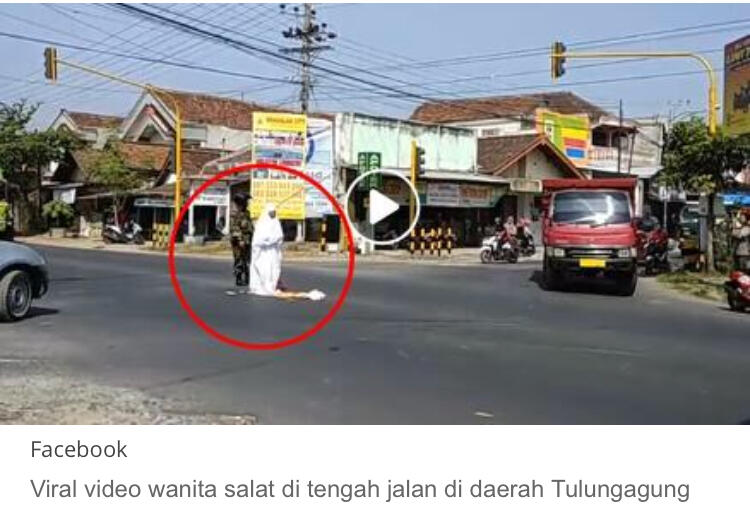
545, 223, 636, 247
0, 241, 48, 267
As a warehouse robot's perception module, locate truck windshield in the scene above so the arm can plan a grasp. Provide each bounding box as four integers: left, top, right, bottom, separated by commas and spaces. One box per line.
552, 191, 631, 225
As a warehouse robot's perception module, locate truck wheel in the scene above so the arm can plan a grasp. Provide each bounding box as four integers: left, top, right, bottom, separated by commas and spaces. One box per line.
0, 270, 33, 322
542, 259, 562, 290
616, 272, 638, 297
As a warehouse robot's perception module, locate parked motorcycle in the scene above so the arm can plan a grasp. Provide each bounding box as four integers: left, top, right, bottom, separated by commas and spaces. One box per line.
724, 270, 750, 312
480, 233, 519, 264
103, 222, 145, 245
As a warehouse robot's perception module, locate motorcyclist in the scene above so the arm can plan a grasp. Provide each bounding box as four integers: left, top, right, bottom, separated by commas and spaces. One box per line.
230, 192, 253, 288
732, 210, 750, 271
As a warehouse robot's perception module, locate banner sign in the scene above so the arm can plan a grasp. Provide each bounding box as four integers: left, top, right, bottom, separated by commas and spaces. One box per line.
357, 152, 383, 190
191, 185, 229, 207
724, 35, 750, 136
427, 182, 460, 207
459, 184, 493, 207
251, 112, 307, 220
305, 117, 335, 217
536, 109, 590, 166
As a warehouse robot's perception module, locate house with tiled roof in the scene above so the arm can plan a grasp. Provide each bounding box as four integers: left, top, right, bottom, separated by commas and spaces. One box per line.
411, 91, 663, 179
50, 109, 123, 149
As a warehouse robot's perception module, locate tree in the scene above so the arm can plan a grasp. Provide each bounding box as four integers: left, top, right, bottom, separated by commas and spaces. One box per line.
0, 100, 78, 233
89, 145, 142, 227
42, 199, 75, 229
660, 118, 750, 270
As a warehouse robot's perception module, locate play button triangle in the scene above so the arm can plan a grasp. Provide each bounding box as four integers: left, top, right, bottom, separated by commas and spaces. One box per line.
368, 189, 400, 225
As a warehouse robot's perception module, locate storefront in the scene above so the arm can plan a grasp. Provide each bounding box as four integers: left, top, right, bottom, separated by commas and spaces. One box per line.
373, 173, 509, 246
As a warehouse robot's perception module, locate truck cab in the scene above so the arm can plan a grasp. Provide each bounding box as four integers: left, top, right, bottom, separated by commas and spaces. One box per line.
541, 178, 638, 296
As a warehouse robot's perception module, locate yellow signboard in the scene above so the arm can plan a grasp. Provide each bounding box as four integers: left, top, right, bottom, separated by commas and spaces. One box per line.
250, 178, 306, 220
536, 109, 590, 166
251, 112, 307, 220
724, 34, 750, 136
253, 112, 307, 134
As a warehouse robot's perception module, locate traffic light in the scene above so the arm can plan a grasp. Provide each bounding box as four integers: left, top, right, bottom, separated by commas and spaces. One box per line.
44, 47, 58, 82
413, 144, 426, 178
550, 41, 566, 80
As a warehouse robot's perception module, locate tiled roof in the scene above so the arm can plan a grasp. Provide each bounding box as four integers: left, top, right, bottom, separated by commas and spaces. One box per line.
181, 148, 225, 178
410, 92, 609, 124
72, 142, 170, 178
117, 142, 171, 171
151, 90, 285, 131
478, 134, 584, 178
66, 110, 123, 129
478, 135, 541, 174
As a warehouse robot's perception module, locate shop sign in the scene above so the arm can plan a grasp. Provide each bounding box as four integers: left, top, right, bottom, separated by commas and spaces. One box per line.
427, 182, 460, 207
251, 112, 307, 220
459, 184, 492, 207
357, 152, 383, 190
134, 198, 173, 208
192, 185, 229, 207
510, 178, 543, 194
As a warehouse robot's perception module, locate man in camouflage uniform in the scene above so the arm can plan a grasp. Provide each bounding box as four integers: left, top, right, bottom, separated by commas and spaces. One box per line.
230, 193, 253, 288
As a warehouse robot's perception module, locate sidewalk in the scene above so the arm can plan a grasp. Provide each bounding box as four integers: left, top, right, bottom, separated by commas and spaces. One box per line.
17, 235, 542, 266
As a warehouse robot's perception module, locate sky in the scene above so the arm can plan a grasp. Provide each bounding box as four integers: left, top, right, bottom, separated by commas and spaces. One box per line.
0, 2, 748, 128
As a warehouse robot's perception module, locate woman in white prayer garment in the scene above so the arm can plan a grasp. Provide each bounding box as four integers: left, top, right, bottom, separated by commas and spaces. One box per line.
249, 203, 326, 301
249, 203, 284, 296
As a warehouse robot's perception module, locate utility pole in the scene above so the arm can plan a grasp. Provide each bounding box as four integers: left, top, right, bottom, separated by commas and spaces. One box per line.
280, 3, 337, 113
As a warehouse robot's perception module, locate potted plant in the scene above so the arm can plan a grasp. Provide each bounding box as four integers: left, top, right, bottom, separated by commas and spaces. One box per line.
42, 199, 75, 238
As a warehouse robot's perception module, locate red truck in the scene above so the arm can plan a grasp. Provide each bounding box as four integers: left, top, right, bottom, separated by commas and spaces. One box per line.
541, 178, 639, 296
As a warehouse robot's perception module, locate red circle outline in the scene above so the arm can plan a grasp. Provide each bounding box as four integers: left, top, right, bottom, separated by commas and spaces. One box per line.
168, 162, 356, 351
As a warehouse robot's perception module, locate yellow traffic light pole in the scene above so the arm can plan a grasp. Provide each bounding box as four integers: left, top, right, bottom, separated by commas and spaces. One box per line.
45, 52, 184, 224
409, 140, 417, 226
550, 49, 719, 136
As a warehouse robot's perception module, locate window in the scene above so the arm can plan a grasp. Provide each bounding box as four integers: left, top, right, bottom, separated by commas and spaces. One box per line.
552, 191, 631, 225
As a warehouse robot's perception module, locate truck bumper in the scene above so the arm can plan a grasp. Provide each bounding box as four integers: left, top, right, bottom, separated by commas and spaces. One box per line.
548, 257, 636, 274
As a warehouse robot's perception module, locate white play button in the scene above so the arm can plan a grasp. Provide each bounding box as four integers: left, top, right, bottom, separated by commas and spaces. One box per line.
368, 188, 400, 225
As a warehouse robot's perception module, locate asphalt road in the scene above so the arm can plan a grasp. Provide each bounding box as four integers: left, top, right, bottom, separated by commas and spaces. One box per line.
3, 245, 749, 424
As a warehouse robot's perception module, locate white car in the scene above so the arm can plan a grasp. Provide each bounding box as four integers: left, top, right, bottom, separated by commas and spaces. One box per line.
0, 242, 49, 321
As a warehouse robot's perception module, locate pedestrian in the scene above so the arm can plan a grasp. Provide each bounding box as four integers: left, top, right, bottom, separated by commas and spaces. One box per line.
229, 192, 253, 292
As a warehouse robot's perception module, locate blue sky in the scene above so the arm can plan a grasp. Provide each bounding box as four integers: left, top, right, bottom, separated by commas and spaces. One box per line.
0, 2, 748, 128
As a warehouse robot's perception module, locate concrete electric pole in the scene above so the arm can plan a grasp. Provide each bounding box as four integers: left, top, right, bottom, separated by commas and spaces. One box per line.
280, 3, 337, 113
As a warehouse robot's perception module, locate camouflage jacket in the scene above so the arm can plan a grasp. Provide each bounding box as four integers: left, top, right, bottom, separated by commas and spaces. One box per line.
230, 210, 253, 245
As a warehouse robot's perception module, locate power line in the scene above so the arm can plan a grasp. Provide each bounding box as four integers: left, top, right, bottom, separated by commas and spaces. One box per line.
0, 30, 298, 84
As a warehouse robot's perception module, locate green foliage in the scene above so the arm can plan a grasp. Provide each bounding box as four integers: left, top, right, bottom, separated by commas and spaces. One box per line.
42, 199, 75, 228
0, 100, 80, 232
89, 145, 143, 223
660, 118, 749, 194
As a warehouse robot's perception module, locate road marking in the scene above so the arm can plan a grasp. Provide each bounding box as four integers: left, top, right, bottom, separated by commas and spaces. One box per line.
474, 410, 495, 419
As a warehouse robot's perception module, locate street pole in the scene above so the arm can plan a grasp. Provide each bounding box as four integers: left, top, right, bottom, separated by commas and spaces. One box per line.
49, 57, 183, 226
409, 140, 417, 226
550, 50, 719, 136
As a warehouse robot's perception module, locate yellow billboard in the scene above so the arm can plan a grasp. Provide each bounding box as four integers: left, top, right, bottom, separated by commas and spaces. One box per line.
725, 35, 750, 136
250, 112, 307, 220
253, 112, 307, 134
535, 109, 590, 166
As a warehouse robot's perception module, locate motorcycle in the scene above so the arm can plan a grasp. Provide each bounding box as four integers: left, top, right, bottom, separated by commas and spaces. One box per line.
724, 270, 750, 312
103, 222, 145, 245
642, 228, 670, 275
480, 233, 519, 264
514, 217, 535, 257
